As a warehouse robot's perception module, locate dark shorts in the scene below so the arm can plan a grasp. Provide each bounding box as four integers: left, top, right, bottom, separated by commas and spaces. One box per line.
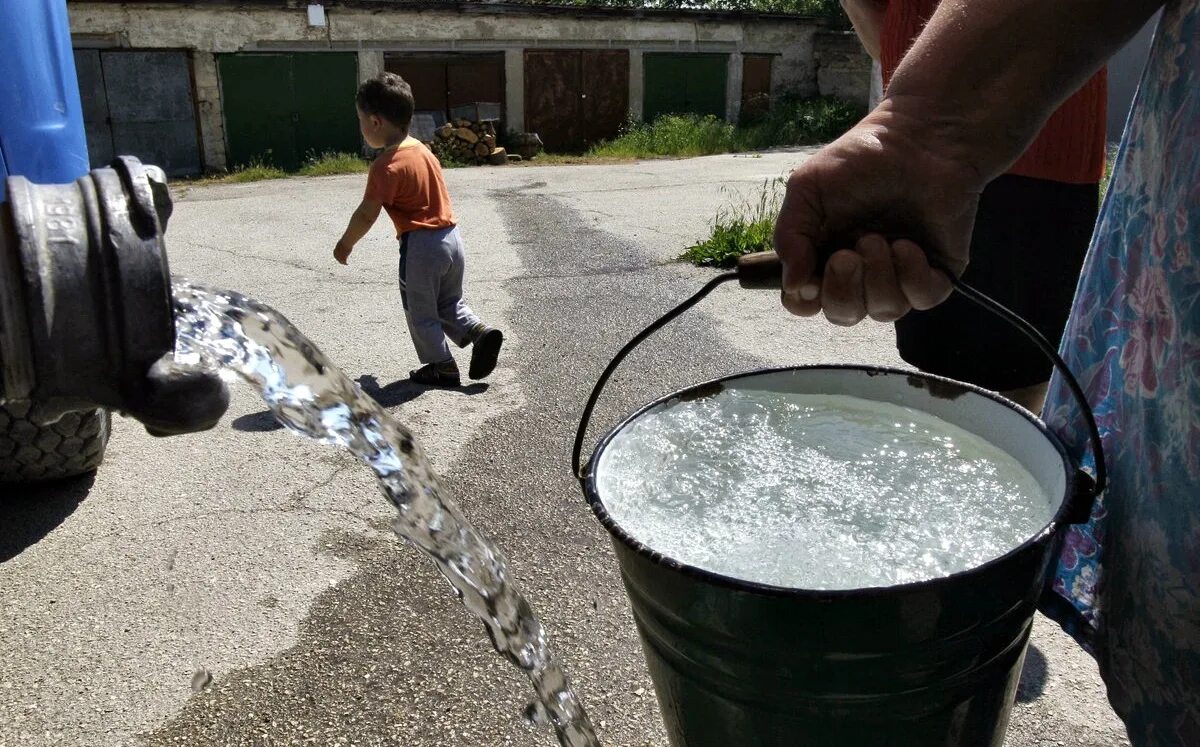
895, 174, 1099, 392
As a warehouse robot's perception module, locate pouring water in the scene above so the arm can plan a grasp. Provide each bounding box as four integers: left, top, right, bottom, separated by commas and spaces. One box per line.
171, 281, 598, 747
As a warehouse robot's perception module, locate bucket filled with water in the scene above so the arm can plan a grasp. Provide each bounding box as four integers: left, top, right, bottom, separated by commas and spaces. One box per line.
573, 253, 1103, 747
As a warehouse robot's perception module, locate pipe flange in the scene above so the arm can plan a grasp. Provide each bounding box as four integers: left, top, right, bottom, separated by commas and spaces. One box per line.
1, 157, 174, 416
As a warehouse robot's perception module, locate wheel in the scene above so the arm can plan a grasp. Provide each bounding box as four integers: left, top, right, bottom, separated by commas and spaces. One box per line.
0, 402, 111, 483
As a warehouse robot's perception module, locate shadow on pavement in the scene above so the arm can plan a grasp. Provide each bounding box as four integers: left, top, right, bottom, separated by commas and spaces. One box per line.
1016, 643, 1048, 703
230, 375, 489, 433
0, 472, 96, 562
354, 374, 487, 408
231, 411, 284, 432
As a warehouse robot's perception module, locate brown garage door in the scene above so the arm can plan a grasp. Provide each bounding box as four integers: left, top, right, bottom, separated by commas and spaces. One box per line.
742, 55, 774, 122
524, 50, 629, 152
384, 53, 505, 125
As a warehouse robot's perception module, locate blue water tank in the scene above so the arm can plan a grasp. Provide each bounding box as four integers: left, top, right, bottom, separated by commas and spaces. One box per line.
0, 0, 90, 202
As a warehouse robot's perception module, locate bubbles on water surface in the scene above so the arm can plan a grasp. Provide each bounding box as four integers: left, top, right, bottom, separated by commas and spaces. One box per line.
597, 387, 1056, 591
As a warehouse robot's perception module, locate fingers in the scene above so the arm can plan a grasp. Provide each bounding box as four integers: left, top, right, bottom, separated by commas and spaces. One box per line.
817, 235, 940, 325
859, 234, 911, 322
893, 239, 954, 310
821, 250, 866, 326
773, 161, 948, 324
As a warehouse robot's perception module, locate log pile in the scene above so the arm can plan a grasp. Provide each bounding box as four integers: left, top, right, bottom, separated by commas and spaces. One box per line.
429, 119, 514, 166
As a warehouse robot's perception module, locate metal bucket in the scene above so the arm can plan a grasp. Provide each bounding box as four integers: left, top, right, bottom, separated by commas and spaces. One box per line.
573, 254, 1103, 747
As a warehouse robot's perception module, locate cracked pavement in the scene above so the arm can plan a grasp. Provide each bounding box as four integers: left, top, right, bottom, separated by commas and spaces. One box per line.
1, 152, 1128, 746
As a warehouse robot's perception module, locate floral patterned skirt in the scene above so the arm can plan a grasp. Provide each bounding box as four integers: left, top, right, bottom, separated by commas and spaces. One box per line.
1040, 2, 1200, 742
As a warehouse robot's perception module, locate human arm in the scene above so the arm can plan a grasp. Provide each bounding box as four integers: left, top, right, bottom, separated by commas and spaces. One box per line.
775, 0, 1163, 325
840, 0, 887, 60
334, 197, 382, 265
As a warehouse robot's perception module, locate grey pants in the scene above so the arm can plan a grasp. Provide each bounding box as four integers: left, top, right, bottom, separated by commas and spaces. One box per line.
398, 226, 482, 364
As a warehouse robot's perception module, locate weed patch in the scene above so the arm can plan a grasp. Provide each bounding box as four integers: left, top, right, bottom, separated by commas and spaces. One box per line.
589, 97, 862, 159
682, 178, 784, 267
197, 159, 288, 185
297, 151, 369, 177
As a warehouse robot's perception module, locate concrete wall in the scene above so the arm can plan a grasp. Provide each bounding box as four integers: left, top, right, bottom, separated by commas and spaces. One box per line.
69, 3, 834, 170
725, 51, 744, 122
743, 21, 819, 100
190, 52, 228, 172
503, 48, 524, 135
813, 31, 871, 107
357, 48, 385, 83
628, 49, 645, 121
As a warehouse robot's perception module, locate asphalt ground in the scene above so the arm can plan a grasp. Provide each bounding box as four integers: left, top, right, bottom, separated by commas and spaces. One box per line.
0, 152, 1128, 747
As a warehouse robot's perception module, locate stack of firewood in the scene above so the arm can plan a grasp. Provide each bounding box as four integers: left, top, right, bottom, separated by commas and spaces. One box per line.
429, 119, 510, 166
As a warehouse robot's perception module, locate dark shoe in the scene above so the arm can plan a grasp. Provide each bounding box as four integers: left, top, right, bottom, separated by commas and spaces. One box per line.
468, 327, 504, 380
410, 362, 461, 388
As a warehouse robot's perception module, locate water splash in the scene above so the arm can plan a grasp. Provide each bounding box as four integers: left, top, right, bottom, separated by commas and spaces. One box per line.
171, 281, 597, 747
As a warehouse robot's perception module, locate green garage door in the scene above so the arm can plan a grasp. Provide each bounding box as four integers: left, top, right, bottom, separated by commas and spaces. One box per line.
218, 52, 360, 171
643, 53, 728, 124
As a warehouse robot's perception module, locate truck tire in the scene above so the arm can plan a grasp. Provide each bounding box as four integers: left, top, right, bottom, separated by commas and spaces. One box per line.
0, 402, 110, 483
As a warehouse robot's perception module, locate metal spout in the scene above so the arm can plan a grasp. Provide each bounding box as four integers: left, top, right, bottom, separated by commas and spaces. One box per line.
0, 157, 228, 435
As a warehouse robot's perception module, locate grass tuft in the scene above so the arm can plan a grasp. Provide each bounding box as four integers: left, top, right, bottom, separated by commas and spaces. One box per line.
590, 114, 737, 158
681, 177, 784, 267
203, 158, 288, 184
297, 151, 369, 177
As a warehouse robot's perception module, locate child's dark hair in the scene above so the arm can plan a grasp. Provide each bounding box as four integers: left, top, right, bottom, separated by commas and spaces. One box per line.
356, 72, 414, 130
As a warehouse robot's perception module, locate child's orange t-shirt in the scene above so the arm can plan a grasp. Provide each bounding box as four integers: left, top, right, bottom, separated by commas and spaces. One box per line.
365, 142, 456, 237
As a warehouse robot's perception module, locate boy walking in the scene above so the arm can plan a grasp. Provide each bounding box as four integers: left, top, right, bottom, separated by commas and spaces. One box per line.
334, 72, 502, 387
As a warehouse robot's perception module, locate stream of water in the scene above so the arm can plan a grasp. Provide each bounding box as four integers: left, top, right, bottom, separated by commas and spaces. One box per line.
171, 281, 597, 747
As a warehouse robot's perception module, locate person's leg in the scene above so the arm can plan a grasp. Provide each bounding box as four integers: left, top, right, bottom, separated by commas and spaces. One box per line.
399, 231, 458, 383
895, 175, 1098, 406
435, 226, 484, 347
439, 227, 503, 381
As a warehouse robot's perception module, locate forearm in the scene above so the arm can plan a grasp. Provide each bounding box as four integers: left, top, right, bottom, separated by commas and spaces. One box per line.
339, 206, 377, 246
885, 0, 1161, 183
840, 0, 886, 60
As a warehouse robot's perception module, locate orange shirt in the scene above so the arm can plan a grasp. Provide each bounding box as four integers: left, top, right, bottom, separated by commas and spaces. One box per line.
365, 142, 456, 236
880, 0, 1108, 184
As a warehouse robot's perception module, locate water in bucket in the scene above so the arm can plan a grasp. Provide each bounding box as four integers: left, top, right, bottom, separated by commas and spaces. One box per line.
596, 383, 1056, 590
170, 282, 597, 747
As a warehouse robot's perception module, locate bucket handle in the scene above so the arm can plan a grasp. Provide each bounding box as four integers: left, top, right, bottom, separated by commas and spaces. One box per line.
572, 252, 1106, 521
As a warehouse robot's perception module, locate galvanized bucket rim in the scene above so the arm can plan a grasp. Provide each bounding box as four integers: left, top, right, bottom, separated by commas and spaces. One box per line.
582, 363, 1080, 601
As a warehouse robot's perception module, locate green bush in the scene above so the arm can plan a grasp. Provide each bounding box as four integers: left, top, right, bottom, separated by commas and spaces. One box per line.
737, 95, 864, 149
297, 151, 369, 177
215, 158, 288, 184
589, 114, 737, 158
681, 177, 784, 267
588, 96, 863, 159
